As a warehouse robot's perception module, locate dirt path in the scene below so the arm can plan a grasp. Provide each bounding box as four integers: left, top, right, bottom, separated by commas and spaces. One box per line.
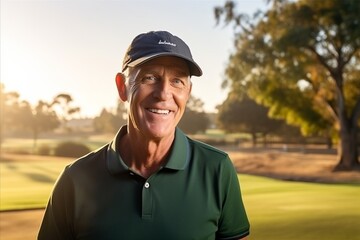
226, 146, 360, 183
1, 148, 359, 239
0, 209, 44, 240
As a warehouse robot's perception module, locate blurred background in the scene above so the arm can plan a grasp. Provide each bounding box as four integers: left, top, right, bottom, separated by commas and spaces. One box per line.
1, 0, 360, 239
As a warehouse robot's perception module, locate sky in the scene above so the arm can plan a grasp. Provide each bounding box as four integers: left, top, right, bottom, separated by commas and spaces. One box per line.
1, 0, 267, 118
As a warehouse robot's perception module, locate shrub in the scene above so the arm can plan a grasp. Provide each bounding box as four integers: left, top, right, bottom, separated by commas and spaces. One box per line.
10, 149, 30, 155
37, 144, 51, 156
54, 141, 91, 158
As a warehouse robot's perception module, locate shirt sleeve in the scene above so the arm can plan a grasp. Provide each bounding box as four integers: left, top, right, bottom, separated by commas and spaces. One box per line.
216, 155, 250, 240
38, 167, 75, 240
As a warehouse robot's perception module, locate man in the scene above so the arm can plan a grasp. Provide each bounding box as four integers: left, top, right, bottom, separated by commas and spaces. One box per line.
38, 31, 250, 239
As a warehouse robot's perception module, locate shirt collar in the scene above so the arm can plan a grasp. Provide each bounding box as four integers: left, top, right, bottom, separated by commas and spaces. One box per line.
106, 126, 190, 175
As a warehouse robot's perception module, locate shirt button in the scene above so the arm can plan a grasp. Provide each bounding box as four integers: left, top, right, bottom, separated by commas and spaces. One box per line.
144, 182, 150, 188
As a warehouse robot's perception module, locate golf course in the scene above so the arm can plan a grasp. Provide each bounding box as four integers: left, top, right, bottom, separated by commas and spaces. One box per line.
1, 146, 359, 240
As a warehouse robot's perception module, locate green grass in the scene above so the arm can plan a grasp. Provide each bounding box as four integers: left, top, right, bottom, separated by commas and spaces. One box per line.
1, 136, 110, 155
1, 155, 359, 239
239, 174, 360, 240
0, 159, 73, 210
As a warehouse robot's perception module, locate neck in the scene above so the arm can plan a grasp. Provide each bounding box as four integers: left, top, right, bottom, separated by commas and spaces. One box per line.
119, 126, 175, 178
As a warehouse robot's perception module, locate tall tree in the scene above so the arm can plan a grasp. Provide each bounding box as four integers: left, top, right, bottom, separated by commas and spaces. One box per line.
0, 84, 23, 146
215, 0, 360, 170
217, 92, 284, 146
93, 100, 127, 133
178, 95, 210, 134
93, 108, 117, 133
1, 84, 60, 151
28, 100, 60, 150
52, 93, 80, 132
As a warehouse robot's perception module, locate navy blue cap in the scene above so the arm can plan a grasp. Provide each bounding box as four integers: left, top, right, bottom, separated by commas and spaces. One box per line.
122, 31, 202, 77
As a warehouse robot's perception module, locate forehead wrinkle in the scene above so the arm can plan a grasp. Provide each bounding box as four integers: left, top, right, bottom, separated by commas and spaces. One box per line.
139, 64, 190, 78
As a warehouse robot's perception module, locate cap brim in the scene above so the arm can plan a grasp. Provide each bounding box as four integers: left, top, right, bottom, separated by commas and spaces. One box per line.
127, 53, 203, 77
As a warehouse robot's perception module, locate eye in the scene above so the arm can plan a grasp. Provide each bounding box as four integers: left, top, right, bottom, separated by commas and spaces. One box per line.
171, 78, 186, 88
141, 75, 158, 84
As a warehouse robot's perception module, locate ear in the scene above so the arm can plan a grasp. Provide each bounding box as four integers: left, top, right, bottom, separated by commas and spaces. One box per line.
115, 73, 127, 102
187, 81, 192, 100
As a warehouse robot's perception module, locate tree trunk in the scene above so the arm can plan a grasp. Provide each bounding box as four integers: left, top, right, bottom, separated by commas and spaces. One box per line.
334, 120, 360, 171
334, 90, 360, 171
263, 133, 268, 147
333, 73, 360, 171
326, 136, 333, 149
33, 128, 38, 154
251, 132, 257, 147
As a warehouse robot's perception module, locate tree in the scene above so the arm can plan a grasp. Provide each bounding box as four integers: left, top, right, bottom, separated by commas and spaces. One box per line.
93, 100, 127, 133
52, 93, 80, 132
28, 100, 60, 150
215, 0, 360, 170
93, 108, 117, 133
0, 84, 60, 151
178, 95, 210, 134
0, 84, 23, 146
217, 92, 284, 146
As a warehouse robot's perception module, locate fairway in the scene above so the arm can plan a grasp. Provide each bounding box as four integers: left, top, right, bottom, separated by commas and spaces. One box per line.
1, 154, 360, 240
240, 174, 360, 240
0, 155, 73, 211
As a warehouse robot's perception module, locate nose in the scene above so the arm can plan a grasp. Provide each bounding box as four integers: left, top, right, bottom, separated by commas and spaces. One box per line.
153, 80, 172, 101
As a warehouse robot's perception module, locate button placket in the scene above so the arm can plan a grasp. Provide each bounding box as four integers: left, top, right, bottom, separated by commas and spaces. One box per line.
142, 180, 153, 220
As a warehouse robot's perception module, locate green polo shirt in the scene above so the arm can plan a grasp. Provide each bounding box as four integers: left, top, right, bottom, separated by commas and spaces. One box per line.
38, 126, 250, 240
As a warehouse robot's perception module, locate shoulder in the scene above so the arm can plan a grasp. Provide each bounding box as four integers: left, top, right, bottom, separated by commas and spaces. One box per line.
187, 136, 228, 159
64, 144, 109, 175
186, 137, 234, 171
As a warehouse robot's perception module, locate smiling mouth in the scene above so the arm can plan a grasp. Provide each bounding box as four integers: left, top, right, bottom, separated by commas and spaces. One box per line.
147, 108, 171, 115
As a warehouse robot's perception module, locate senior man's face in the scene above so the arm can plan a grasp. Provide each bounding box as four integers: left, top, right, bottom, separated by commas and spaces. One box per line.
126, 56, 192, 140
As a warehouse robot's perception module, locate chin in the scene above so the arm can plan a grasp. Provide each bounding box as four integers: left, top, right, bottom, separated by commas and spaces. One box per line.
145, 125, 175, 139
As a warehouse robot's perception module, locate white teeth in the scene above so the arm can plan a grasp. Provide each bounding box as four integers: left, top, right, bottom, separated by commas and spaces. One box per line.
148, 108, 170, 114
